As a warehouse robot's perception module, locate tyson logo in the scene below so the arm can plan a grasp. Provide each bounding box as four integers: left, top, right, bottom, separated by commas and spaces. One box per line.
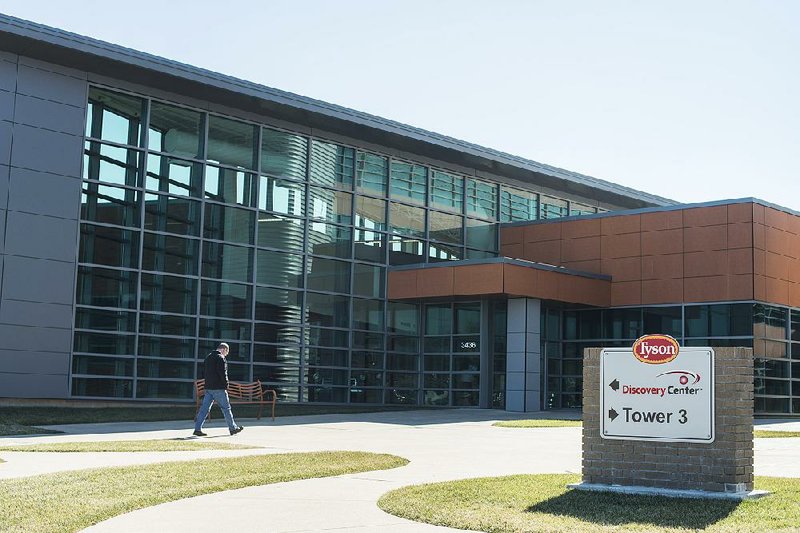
632, 334, 679, 364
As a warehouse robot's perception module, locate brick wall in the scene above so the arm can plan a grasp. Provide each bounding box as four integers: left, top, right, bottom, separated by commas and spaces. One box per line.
582, 347, 754, 492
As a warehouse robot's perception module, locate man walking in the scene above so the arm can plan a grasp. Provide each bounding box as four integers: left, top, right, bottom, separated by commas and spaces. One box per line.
193, 342, 244, 436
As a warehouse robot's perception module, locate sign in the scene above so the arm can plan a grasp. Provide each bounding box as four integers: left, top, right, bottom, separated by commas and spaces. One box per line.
601, 335, 715, 443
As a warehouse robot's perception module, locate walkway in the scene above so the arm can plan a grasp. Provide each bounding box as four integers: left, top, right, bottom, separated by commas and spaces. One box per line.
0, 410, 797, 532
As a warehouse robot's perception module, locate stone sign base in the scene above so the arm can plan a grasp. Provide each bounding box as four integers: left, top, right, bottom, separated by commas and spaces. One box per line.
568, 482, 770, 501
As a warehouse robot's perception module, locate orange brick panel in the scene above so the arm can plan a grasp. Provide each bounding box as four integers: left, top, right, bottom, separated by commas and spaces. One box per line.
729, 274, 754, 300
610, 280, 642, 306
765, 252, 789, 281
561, 218, 601, 239
641, 210, 683, 232
561, 259, 602, 274
683, 225, 728, 253
500, 242, 524, 259
641, 229, 683, 256
788, 258, 800, 284
601, 214, 641, 235
601, 257, 642, 282
754, 274, 766, 301
727, 202, 754, 223
765, 278, 789, 306
787, 215, 800, 236
753, 223, 766, 251
684, 275, 728, 302
418, 267, 454, 297
641, 278, 684, 305
601, 233, 641, 259
561, 236, 601, 262
523, 222, 561, 243
765, 227, 788, 256
503, 264, 539, 296
728, 248, 754, 275
727, 222, 753, 249
683, 205, 727, 227
641, 253, 683, 280
499, 226, 523, 246
387, 270, 419, 299
559, 276, 610, 307
534, 270, 561, 300
684, 250, 728, 278
787, 233, 800, 259
453, 264, 503, 295
789, 282, 800, 308
753, 249, 766, 276
523, 240, 561, 265
753, 203, 765, 224
765, 206, 789, 231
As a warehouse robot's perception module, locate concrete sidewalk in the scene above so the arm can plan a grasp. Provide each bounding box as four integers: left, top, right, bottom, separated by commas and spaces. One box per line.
1, 410, 798, 532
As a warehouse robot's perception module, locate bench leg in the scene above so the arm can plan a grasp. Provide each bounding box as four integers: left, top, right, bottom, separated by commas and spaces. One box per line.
271, 401, 275, 421
257, 402, 263, 420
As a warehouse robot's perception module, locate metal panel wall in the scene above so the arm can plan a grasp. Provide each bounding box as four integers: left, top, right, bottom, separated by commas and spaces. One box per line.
0, 53, 85, 399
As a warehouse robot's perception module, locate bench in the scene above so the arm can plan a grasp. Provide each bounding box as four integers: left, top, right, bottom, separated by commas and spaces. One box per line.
195, 379, 277, 421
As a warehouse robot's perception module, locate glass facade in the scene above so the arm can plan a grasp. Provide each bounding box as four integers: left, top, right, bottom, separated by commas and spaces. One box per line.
76, 85, 592, 403
547, 303, 799, 414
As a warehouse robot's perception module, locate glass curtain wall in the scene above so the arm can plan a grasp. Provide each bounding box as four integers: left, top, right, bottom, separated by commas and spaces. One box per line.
547, 303, 798, 414
76, 85, 582, 403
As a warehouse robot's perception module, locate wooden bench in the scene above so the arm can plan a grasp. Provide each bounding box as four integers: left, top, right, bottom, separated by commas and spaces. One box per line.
195, 379, 277, 421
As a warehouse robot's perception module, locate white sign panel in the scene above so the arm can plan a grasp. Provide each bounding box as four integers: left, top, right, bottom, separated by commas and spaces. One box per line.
600, 345, 715, 443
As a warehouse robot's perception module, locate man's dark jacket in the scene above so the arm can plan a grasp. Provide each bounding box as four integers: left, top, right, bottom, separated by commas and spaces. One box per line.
203, 350, 229, 390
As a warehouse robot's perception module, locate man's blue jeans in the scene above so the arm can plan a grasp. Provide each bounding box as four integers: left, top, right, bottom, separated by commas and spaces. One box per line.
194, 389, 238, 432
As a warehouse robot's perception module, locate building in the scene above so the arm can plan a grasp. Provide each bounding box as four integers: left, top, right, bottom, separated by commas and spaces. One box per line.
0, 15, 797, 415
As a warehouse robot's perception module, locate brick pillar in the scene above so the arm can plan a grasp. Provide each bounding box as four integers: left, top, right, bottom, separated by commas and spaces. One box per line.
582, 347, 754, 492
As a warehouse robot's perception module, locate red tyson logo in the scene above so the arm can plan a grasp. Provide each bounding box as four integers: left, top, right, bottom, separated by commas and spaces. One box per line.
632, 334, 680, 364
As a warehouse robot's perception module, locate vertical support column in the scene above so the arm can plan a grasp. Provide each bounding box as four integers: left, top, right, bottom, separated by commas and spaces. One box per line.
505, 298, 542, 412
479, 298, 491, 408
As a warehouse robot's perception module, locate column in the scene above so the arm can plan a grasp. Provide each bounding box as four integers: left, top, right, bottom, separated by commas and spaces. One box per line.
505, 298, 541, 412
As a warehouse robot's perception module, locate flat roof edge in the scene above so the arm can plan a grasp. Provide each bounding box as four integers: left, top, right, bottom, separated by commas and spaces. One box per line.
389, 256, 612, 281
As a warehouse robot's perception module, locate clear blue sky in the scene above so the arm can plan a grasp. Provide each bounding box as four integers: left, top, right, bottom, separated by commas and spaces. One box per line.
4, 1, 799, 209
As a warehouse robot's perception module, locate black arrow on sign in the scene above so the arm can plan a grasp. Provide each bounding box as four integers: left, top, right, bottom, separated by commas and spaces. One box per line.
609, 379, 619, 391
608, 408, 618, 421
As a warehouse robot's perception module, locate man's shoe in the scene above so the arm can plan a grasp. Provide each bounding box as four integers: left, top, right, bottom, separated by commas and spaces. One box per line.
192, 430, 207, 437
230, 425, 244, 435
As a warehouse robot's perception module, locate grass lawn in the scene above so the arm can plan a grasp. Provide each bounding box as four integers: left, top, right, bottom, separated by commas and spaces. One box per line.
493, 419, 582, 428
379, 474, 800, 532
0, 439, 259, 452
0, 404, 421, 436
754, 430, 800, 438
1, 450, 406, 533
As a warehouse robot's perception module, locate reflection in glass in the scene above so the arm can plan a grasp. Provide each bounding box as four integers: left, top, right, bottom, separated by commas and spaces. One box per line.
146, 154, 202, 197
306, 292, 349, 329
540, 195, 568, 219
140, 273, 197, 315
465, 218, 498, 251
205, 165, 256, 207
426, 304, 452, 335
353, 264, 385, 298
500, 187, 538, 222
74, 332, 135, 356
203, 203, 255, 245
428, 211, 462, 244
254, 323, 304, 344
253, 343, 301, 364
76, 266, 138, 309
202, 242, 253, 282
86, 87, 144, 146
466, 179, 497, 220
199, 317, 251, 340
138, 336, 196, 359
261, 128, 308, 180
356, 151, 387, 195
307, 257, 350, 293
72, 377, 133, 398
355, 195, 386, 230
144, 193, 201, 236
207, 115, 257, 169
431, 170, 463, 212
257, 212, 305, 251
388, 235, 424, 266
390, 161, 426, 204
138, 313, 195, 336
83, 142, 142, 187
310, 140, 353, 187
308, 222, 351, 258
353, 298, 383, 331
87, 176, 125, 222
200, 280, 252, 319
354, 229, 385, 263
259, 176, 305, 216
142, 233, 199, 276
79, 224, 140, 269
389, 203, 425, 237
256, 249, 304, 288
308, 327, 349, 348
148, 101, 203, 158
75, 308, 136, 332
428, 242, 463, 262
569, 202, 597, 216
73, 355, 133, 376
137, 358, 195, 378
309, 186, 352, 224
389, 302, 418, 334
255, 286, 303, 323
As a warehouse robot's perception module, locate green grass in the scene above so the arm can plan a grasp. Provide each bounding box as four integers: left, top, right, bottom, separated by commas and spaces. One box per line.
754, 430, 800, 438
0, 404, 421, 436
493, 419, 582, 428
378, 474, 800, 532
0, 439, 260, 452
1, 450, 406, 533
